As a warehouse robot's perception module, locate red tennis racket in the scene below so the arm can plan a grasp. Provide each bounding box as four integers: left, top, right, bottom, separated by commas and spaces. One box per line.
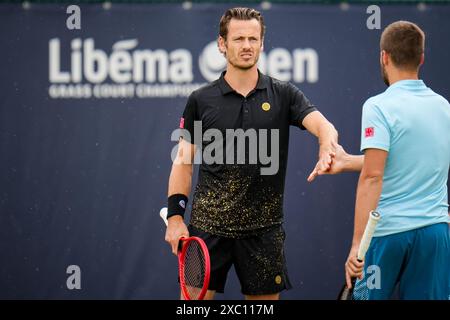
160, 207, 211, 300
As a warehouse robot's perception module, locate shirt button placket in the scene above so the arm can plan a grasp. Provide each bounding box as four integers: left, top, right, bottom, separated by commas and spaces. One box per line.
243, 98, 249, 129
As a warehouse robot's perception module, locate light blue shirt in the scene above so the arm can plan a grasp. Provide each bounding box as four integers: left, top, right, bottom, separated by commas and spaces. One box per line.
360, 80, 450, 237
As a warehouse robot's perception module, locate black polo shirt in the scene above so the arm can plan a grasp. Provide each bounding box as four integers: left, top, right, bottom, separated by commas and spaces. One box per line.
180, 71, 317, 238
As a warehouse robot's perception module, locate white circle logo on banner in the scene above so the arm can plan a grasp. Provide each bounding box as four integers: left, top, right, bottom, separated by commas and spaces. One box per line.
199, 41, 227, 82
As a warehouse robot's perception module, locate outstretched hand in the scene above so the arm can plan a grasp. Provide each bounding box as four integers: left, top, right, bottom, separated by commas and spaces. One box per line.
307, 144, 348, 182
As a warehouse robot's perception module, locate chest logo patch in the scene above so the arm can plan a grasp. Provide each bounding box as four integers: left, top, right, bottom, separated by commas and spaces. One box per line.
275, 275, 282, 285
261, 102, 271, 111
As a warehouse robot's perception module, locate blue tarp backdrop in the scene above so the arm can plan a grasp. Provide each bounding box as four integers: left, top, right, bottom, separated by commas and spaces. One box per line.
0, 3, 449, 299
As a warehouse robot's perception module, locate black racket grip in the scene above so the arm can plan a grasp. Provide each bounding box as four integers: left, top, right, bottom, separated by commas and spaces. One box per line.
177, 237, 186, 252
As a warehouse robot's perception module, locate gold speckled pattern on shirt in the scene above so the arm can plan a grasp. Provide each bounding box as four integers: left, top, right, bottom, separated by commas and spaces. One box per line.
190, 164, 283, 238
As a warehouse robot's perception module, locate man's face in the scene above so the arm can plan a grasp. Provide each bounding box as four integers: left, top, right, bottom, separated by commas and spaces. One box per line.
219, 18, 263, 70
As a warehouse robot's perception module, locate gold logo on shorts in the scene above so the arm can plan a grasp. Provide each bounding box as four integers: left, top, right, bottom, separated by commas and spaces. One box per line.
262, 102, 271, 111
275, 275, 282, 284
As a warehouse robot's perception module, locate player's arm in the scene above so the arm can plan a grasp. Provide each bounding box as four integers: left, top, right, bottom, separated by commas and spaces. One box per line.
166, 139, 197, 255
345, 148, 387, 287
168, 139, 196, 197
342, 154, 364, 172
352, 148, 386, 249
302, 111, 339, 177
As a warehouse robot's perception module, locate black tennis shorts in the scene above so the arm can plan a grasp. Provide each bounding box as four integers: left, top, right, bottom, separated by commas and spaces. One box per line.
187, 224, 292, 296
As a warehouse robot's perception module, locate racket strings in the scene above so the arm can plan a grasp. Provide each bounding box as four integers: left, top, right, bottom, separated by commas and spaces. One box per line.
352, 278, 369, 300
182, 240, 206, 299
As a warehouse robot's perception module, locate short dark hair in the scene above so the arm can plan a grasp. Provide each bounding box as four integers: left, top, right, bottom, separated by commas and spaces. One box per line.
219, 7, 265, 40
380, 21, 425, 70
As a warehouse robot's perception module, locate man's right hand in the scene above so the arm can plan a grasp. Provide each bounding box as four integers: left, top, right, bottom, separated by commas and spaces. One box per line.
345, 245, 364, 289
165, 215, 189, 255
308, 144, 349, 182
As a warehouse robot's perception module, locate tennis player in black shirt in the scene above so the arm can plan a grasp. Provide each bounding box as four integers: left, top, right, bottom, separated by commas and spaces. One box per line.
165, 7, 338, 300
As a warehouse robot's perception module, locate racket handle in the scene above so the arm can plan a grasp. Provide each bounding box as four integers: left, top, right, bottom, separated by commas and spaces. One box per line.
160, 207, 168, 226
357, 210, 381, 261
